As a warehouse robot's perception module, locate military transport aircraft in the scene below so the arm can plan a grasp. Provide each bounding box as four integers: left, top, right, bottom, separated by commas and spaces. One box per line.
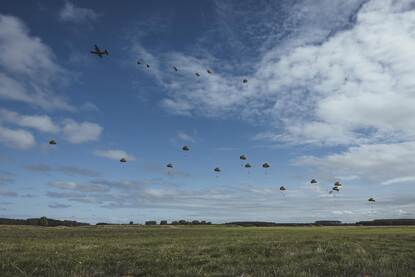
90, 44, 109, 58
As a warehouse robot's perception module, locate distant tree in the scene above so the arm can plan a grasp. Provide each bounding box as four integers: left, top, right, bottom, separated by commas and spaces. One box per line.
39, 216, 48, 226
129, 221, 134, 225
160, 220, 168, 225
145, 221, 157, 225
191, 220, 200, 225
178, 220, 187, 225
171, 221, 178, 225
201, 220, 206, 224
207, 222, 212, 225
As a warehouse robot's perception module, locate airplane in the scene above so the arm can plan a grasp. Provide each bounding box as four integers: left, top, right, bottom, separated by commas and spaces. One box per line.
90, 45, 109, 58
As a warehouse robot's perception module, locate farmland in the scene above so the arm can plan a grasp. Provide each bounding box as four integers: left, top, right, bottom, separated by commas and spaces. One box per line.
0, 225, 414, 276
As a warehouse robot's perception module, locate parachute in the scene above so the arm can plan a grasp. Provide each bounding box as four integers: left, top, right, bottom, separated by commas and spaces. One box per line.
244, 163, 252, 168
214, 167, 221, 172
173, 66, 178, 72
262, 162, 270, 175
195, 72, 201, 77
243, 79, 248, 83
334, 181, 342, 188
182, 145, 190, 151
368, 198, 375, 202
166, 163, 173, 175
120, 158, 127, 163
239, 155, 247, 160
310, 179, 318, 184
49, 139, 57, 145
207, 69, 212, 74
146, 64, 150, 68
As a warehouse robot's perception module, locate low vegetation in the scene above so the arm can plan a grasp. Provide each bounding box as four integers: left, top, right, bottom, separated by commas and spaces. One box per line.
0, 225, 414, 276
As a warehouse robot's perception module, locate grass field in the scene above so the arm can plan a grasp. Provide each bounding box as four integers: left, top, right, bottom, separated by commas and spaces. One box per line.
0, 225, 414, 276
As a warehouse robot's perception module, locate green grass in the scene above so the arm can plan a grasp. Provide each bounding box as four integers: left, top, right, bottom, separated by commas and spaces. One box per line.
0, 225, 414, 276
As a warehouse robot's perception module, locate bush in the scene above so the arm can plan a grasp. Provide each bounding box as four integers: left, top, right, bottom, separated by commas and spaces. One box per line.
145, 221, 157, 225
39, 217, 48, 226
160, 220, 168, 225
129, 221, 133, 225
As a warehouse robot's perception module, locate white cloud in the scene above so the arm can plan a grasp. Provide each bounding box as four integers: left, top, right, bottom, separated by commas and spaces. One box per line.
135, 0, 415, 149
0, 108, 59, 133
0, 14, 72, 110
296, 142, 415, 184
49, 181, 109, 193
94, 149, 136, 161
381, 176, 415, 186
0, 125, 35, 149
59, 1, 99, 24
61, 119, 103, 144
177, 131, 196, 143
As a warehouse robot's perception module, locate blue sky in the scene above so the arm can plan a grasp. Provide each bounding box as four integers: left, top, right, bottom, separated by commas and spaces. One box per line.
1, 0, 414, 224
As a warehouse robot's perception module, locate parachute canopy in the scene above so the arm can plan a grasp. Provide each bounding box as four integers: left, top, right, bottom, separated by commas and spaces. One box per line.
334, 181, 342, 187
280, 186, 286, 191
207, 69, 212, 74
120, 158, 127, 163
173, 66, 178, 72
368, 198, 375, 202
243, 79, 248, 83
166, 163, 173, 168
214, 167, 221, 172
240, 155, 247, 160
195, 72, 201, 77
310, 179, 318, 184
262, 162, 270, 169
182, 145, 190, 151
244, 163, 252, 168
49, 139, 57, 145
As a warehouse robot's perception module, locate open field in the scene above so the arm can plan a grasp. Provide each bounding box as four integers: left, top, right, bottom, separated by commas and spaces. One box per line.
0, 225, 414, 276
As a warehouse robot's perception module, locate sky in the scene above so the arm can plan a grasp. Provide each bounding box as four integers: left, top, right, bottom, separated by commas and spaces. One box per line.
0, 0, 414, 224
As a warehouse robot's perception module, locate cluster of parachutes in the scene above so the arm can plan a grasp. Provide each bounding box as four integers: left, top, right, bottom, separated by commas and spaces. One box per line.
137, 60, 249, 84
47, 139, 377, 203
46, 46, 377, 206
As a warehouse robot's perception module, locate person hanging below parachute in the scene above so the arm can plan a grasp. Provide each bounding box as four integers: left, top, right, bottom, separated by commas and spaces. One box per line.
279, 186, 287, 198
207, 69, 213, 74
173, 66, 178, 72
166, 163, 174, 175
214, 167, 221, 178
262, 162, 270, 175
